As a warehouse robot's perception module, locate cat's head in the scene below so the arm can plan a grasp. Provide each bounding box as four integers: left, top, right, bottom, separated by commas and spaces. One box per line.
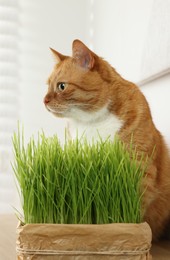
44, 40, 116, 121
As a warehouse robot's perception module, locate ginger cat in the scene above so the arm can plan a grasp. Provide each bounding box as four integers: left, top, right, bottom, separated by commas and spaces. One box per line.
44, 39, 170, 241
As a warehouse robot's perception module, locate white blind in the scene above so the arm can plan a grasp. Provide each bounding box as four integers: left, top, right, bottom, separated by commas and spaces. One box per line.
0, 0, 89, 213
0, 0, 19, 213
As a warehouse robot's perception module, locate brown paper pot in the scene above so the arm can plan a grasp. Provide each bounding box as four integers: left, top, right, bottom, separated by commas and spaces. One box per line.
16, 222, 152, 260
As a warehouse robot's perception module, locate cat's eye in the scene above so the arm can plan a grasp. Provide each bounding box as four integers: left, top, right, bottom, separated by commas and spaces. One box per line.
57, 82, 66, 91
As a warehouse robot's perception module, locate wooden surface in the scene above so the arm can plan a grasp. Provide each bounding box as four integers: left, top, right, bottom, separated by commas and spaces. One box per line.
151, 240, 170, 260
0, 214, 18, 260
0, 214, 170, 259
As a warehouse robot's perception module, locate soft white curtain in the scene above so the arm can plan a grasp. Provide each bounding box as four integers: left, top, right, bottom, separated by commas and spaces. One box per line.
0, 0, 20, 213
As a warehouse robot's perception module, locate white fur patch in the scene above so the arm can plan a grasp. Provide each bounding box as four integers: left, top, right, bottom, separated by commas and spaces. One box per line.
68, 106, 123, 143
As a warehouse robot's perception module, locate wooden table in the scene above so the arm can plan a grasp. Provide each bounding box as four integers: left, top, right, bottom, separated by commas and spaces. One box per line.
0, 214, 17, 260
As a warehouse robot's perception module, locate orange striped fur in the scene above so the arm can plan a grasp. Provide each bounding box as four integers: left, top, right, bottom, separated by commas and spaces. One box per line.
44, 40, 170, 240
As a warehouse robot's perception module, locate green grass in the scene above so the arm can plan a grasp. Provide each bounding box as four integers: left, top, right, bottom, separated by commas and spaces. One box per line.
12, 129, 146, 224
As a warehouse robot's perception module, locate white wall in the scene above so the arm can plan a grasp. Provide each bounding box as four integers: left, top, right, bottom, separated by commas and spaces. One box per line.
92, 0, 154, 83
141, 74, 170, 147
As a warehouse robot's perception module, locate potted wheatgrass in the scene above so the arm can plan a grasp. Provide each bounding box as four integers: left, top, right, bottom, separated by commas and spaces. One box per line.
13, 129, 152, 259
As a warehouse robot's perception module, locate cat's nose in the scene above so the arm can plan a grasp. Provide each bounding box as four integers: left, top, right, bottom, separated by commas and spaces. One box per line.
44, 96, 50, 104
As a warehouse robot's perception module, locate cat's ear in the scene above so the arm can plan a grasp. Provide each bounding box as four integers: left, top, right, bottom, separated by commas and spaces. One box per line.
72, 40, 95, 70
50, 48, 67, 63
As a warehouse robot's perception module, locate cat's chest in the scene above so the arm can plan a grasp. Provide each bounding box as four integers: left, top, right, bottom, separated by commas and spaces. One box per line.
69, 112, 123, 142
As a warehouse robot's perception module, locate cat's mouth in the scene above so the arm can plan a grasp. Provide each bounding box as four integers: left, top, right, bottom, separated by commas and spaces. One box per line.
46, 105, 67, 117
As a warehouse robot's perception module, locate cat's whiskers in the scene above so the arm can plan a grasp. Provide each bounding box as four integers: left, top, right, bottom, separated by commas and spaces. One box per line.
68, 100, 109, 111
